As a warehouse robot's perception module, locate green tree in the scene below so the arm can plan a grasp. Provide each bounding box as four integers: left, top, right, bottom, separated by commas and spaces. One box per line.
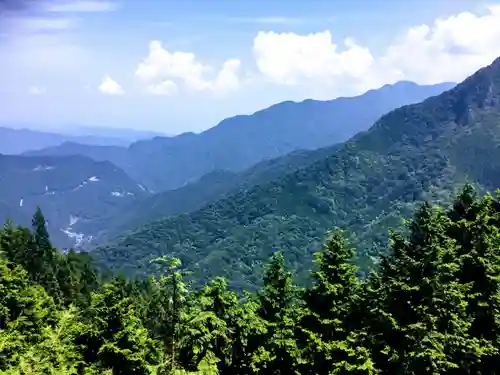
56, 250, 99, 307
181, 278, 236, 372
142, 256, 191, 373
258, 252, 298, 323
7, 307, 84, 374
370, 202, 482, 374
75, 281, 158, 374
32, 206, 51, 256
252, 252, 303, 374
178, 277, 267, 375
299, 229, 377, 375
20, 208, 62, 303
0, 255, 58, 371
0, 220, 33, 266
446, 187, 500, 373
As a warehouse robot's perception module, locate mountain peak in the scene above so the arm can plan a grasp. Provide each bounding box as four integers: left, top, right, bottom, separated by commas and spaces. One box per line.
443, 55, 500, 112
490, 55, 500, 68
385, 80, 418, 88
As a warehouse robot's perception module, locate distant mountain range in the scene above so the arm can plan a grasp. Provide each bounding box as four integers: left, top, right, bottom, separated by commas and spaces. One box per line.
0, 154, 150, 249
25, 81, 455, 192
50, 125, 169, 140
0, 126, 168, 155
0, 80, 456, 252
91, 57, 500, 291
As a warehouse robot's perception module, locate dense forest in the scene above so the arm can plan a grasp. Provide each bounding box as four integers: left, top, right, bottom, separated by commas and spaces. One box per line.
3, 184, 500, 374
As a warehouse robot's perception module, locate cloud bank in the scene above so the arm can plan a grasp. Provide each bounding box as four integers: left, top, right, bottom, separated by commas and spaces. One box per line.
129, 5, 500, 97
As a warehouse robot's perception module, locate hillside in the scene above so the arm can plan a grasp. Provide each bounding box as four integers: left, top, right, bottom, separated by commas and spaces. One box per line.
0, 154, 150, 249
92, 57, 500, 291
25, 81, 454, 191
81, 146, 336, 243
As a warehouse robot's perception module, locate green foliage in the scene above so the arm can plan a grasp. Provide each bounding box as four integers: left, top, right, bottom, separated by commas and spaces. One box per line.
6, 185, 500, 374
90, 147, 335, 245
0, 257, 57, 371
75, 281, 159, 374
367, 203, 480, 373
299, 231, 376, 375
254, 252, 304, 374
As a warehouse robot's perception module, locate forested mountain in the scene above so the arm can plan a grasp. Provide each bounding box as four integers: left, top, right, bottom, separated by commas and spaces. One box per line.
93, 57, 500, 291
83, 146, 336, 244
0, 154, 149, 249
25, 81, 454, 191
3, 186, 500, 374
0, 126, 158, 154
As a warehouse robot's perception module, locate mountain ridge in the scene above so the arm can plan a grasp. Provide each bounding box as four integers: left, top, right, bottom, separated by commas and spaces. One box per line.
25, 81, 455, 191
0, 126, 161, 155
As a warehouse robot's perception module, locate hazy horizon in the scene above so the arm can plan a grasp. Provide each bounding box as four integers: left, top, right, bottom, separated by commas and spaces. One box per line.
0, 79, 457, 136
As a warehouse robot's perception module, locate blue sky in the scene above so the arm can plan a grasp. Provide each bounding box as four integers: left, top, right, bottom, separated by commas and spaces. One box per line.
1, 0, 500, 134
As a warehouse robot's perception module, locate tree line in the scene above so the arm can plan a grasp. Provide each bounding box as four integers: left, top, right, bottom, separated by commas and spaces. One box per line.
1, 184, 500, 374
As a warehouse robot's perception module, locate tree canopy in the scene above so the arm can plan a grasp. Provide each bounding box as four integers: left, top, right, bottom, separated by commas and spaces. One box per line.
2, 185, 500, 374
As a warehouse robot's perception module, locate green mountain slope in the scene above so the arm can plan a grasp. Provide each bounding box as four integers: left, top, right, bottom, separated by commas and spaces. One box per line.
93, 59, 500, 290
0, 154, 150, 249
25, 82, 454, 192
84, 146, 336, 244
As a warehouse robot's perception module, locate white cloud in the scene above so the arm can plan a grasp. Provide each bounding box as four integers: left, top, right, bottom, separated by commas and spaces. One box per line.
98, 75, 124, 95
213, 59, 242, 92
28, 86, 47, 95
47, 1, 118, 12
253, 30, 374, 86
10, 3, 500, 104
252, 5, 500, 89
135, 41, 242, 94
379, 4, 500, 84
